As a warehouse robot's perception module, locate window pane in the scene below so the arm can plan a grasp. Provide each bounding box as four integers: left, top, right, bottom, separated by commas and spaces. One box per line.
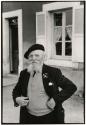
80, 1, 84, 5
65, 26, 72, 41
65, 42, 72, 56
56, 42, 62, 55
66, 9, 72, 26
54, 27, 62, 41
54, 13, 62, 26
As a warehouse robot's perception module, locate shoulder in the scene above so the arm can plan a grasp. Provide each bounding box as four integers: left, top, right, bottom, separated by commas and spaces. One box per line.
19, 68, 29, 76
43, 64, 61, 74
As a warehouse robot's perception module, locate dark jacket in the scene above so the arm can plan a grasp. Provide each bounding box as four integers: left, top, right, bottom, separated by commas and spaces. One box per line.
12, 64, 77, 123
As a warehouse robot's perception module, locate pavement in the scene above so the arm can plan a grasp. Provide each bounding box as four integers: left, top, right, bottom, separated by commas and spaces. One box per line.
2, 67, 84, 123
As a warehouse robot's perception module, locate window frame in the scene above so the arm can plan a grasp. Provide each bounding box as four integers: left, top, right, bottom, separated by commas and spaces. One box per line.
52, 9, 72, 60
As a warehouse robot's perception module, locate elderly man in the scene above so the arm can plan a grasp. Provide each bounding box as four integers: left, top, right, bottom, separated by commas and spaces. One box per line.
12, 44, 77, 124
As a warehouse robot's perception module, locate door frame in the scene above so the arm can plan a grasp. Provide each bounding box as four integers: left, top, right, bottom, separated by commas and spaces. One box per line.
2, 9, 23, 74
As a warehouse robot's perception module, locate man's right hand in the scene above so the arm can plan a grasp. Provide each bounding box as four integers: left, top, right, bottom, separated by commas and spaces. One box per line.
16, 96, 29, 106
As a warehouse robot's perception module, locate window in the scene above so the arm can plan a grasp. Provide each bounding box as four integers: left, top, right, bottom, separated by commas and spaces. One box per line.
53, 8, 72, 59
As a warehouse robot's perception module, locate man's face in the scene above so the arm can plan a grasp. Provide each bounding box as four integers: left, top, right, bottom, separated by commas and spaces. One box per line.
28, 50, 45, 69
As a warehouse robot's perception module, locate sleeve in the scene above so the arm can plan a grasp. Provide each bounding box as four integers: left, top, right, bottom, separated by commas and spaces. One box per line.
12, 71, 23, 107
53, 69, 77, 104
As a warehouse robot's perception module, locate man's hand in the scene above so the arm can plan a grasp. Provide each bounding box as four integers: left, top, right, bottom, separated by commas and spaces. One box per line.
47, 98, 56, 110
16, 96, 29, 106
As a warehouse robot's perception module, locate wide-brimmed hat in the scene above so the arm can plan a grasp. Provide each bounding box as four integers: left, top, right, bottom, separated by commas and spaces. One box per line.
24, 44, 45, 59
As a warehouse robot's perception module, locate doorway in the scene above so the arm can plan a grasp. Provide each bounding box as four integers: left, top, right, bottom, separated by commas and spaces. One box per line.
3, 9, 23, 75
9, 17, 19, 74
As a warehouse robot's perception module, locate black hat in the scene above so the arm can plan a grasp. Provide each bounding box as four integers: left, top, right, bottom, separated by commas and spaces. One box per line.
24, 44, 45, 59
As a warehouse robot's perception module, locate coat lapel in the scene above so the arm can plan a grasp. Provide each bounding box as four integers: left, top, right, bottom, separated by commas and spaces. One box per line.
42, 64, 54, 97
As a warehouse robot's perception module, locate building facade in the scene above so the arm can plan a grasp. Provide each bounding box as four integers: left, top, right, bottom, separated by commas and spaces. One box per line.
2, 1, 84, 75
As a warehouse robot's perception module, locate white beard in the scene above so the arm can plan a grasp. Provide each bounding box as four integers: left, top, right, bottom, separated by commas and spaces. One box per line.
27, 63, 43, 73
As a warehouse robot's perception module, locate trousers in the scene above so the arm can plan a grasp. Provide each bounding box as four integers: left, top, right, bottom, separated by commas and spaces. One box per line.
20, 107, 65, 124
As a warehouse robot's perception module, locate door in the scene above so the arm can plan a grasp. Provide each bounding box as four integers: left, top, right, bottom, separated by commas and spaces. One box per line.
9, 17, 19, 74
53, 8, 72, 60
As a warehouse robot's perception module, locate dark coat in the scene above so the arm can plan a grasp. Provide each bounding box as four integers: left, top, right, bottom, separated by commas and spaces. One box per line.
12, 64, 77, 123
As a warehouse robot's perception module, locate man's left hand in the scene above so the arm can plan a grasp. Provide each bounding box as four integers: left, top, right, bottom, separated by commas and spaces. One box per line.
47, 98, 56, 110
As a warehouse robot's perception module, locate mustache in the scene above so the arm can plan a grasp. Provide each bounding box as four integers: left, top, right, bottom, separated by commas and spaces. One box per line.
30, 60, 39, 63
32, 61, 38, 63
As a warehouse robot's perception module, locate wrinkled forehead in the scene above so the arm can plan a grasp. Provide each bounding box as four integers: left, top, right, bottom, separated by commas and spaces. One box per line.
29, 50, 44, 56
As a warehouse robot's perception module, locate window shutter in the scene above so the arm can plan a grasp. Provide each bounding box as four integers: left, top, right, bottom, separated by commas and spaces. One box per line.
36, 12, 46, 48
36, 12, 45, 36
74, 7, 84, 34
72, 6, 84, 62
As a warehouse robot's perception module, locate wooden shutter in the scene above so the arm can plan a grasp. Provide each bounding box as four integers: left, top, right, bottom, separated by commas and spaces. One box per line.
36, 12, 46, 49
72, 6, 84, 62
74, 7, 84, 34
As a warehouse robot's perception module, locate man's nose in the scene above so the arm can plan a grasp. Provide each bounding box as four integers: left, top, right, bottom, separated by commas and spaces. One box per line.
32, 55, 36, 60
